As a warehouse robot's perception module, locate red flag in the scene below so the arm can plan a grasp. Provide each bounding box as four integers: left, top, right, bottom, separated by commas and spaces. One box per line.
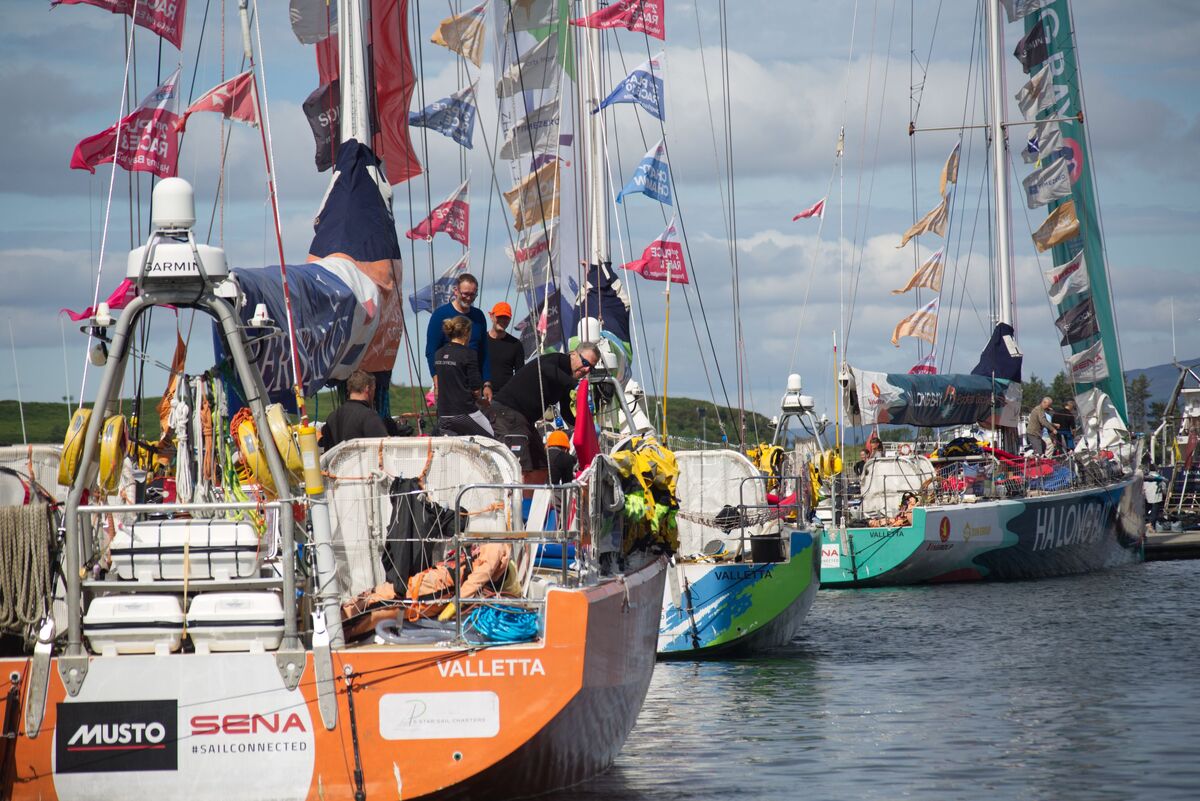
61, 279, 138, 322
70, 67, 181, 178
406, 180, 469, 245
53, 0, 187, 50
311, 0, 422, 184
792, 197, 826, 220
572, 378, 601, 471
176, 70, 259, 132
571, 0, 665, 40
908, 352, 938, 375
624, 218, 689, 284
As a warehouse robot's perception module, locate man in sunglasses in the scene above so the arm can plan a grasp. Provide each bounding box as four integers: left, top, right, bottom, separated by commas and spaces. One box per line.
488, 343, 602, 481
426, 273, 492, 404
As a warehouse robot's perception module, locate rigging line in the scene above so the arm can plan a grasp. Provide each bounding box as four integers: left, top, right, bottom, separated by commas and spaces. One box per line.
79, 0, 143, 410
945, 167, 990, 375
405, 177, 427, 385
411, 0, 440, 295
910, 0, 945, 124
130, 20, 138, 251
786, 155, 842, 376
691, 0, 731, 242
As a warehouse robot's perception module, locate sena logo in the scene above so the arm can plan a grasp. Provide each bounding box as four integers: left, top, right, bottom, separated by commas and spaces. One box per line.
938, 517, 951, 542
56, 700, 177, 774
190, 713, 308, 736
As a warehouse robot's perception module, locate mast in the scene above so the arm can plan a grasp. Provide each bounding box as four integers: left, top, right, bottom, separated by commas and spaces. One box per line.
339, 0, 373, 144
581, 0, 608, 271
985, 0, 1016, 332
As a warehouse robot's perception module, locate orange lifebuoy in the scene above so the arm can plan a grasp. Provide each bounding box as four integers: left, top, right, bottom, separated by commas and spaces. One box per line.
899, 443, 913, 456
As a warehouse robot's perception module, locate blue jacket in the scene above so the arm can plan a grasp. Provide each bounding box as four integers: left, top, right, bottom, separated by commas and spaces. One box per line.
426, 303, 490, 382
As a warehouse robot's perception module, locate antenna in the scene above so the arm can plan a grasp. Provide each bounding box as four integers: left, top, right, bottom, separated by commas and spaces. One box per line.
1171, 297, 1177, 364
8, 321, 27, 446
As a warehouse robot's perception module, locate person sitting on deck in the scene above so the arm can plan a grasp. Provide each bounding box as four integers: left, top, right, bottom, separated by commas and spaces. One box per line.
867, 491, 919, 528
405, 542, 516, 621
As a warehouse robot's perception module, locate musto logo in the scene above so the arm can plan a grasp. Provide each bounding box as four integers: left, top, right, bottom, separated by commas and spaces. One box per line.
56, 700, 177, 773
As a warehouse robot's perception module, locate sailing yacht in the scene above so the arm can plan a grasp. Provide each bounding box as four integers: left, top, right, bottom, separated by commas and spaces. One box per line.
0, 2, 669, 798
817, 0, 1145, 587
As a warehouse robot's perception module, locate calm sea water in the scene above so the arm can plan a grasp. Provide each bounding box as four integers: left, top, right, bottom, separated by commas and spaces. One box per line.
565, 560, 1200, 801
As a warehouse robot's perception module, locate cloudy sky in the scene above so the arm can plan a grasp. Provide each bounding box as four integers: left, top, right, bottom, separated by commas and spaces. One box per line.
2, 0, 1197, 434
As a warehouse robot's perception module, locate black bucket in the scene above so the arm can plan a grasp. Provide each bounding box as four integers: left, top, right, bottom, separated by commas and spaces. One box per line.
749, 534, 786, 564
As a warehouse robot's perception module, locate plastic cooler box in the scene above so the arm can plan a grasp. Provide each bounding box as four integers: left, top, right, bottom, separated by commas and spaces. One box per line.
186, 592, 285, 653
84, 595, 184, 655
109, 519, 262, 581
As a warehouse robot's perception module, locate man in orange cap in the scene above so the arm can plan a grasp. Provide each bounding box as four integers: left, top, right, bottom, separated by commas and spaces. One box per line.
486, 300, 526, 394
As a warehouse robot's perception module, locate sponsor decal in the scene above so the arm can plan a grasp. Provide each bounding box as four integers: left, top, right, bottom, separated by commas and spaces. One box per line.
1032, 498, 1112, 551
820, 544, 841, 570
962, 523, 993, 542
187, 711, 309, 757
713, 565, 774, 581
939, 517, 951, 543
925, 542, 953, 551
56, 700, 178, 774
436, 657, 546, 679
379, 691, 501, 740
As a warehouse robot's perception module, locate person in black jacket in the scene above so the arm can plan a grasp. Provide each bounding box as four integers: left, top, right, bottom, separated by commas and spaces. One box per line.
322, 370, 389, 450
434, 315, 494, 437
485, 301, 526, 393
488, 343, 600, 479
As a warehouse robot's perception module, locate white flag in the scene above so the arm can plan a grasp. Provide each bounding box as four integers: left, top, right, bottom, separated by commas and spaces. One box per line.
499, 100, 561, 161
496, 34, 560, 97
1043, 251, 1089, 305
1001, 0, 1055, 23
1023, 157, 1072, 209
1016, 63, 1055, 120
1022, 120, 1063, 164
1068, 340, 1109, 383
507, 222, 558, 291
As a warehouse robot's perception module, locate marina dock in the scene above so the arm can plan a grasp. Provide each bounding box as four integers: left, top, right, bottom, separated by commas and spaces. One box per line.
1145, 528, 1200, 561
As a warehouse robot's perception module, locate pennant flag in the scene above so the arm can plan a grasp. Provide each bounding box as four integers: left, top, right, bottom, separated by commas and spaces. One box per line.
1022, 120, 1063, 164
891, 297, 939, 347
289, 0, 338, 44
1001, 0, 1054, 23
616, 139, 672, 205
908, 352, 938, 375
1015, 62, 1056, 120
499, 100, 560, 161
598, 54, 665, 121
71, 67, 181, 178
1031, 199, 1080, 252
431, 2, 487, 68
53, 0, 187, 50
177, 70, 259, 132
1055, 296, 1099, 346
892, 248, 945, 295
504, 160, 561, 231
61, 278, 138, 322
496, 34, 559, 97
507, 223, 558, 291
409, 252, 470, 314
792, 197, 826, 221
571, 0, 664, 40
303, 80, 340, 172
1043, 251, 1089, 305
1013, 17, 1050, 73
897, 197, 948, 248
408, 82, 478, 149
939, 140, 961, 197
406, 179, 470, 245
1067, 339, 1109, 383
1023, 157, 1072, 209
624, 218, 688, 284
503, 0, 556, 32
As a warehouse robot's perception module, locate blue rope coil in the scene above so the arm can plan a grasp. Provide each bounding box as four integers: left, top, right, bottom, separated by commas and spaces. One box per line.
465, 604, 540, 644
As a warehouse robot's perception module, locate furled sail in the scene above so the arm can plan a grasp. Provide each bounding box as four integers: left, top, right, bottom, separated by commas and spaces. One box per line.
845, 368, 1020, 429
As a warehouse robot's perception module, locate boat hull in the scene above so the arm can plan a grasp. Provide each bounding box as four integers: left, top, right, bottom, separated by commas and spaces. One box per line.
820, 478, 1144, 587
0, 558, 667, 801
658, 529, 819, 658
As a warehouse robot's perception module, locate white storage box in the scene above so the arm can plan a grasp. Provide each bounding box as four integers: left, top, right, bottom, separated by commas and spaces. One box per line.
186, 592, 284, 653
109, 519, 262, 581
84, 595, 184, 655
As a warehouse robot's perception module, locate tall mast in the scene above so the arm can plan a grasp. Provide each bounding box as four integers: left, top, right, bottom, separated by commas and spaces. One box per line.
581, 0, 608, 269
985, 0, 1015, 332
339, 0, 372, 144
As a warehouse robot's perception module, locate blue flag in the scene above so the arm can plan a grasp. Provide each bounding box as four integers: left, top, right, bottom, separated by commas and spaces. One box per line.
597, 53, 665, 121
616, 139, 671, 205
409, 252, 469, 313
409, 82, 477, 148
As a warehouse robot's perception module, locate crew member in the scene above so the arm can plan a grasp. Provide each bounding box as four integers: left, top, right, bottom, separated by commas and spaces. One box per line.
426, 274, 491, 404
322, 370, 389, 450
1026, 396, 1058, 455
434, 315, 494, 437
485, 301, 527, 393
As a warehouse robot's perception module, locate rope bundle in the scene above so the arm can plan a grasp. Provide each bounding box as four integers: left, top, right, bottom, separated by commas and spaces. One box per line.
0, 504, 53, 633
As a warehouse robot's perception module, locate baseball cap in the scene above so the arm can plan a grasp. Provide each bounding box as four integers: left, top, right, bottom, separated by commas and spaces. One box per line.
491, 302, 513, 317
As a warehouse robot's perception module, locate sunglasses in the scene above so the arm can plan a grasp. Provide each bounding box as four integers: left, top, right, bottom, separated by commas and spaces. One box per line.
577, 355, 595, 372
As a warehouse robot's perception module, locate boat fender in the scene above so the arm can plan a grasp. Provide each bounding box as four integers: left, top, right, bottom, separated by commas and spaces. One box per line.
266, 403, 304, 481
374, 617, 405, 644
58, 408, 93, 486
235, 416, 277, 497
98, 415, 128, 494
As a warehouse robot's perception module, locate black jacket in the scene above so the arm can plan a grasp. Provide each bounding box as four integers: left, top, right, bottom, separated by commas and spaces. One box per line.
493, 352, 577, 426
322, 399, 388, 450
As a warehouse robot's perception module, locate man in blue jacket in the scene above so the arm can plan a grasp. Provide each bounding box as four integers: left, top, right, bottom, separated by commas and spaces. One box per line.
426, 273, 492, 404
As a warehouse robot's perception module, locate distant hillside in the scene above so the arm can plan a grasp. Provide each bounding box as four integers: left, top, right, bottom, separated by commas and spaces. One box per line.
1123, 357, 1200, 406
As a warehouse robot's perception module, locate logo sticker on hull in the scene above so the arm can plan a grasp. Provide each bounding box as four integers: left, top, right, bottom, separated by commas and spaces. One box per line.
56, 700, 178, 774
